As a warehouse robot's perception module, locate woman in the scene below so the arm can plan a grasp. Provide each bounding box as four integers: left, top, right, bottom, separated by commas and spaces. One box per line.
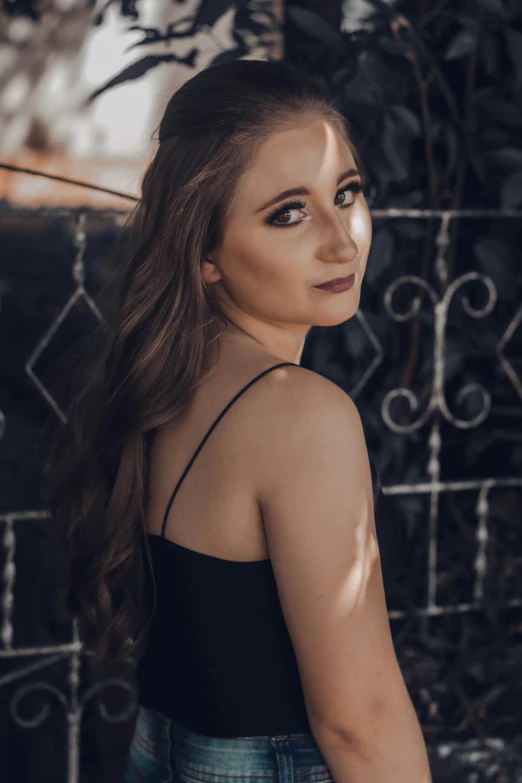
46, 59, 431, 782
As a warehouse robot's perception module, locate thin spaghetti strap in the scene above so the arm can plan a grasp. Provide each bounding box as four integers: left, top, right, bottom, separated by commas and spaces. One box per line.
160, 361, 297, 538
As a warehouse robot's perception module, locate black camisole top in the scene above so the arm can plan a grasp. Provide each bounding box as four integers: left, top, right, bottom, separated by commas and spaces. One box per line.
136, 362, 313, 738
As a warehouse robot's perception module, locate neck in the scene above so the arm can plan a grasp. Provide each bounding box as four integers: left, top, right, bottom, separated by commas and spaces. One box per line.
220, 319, 307, 365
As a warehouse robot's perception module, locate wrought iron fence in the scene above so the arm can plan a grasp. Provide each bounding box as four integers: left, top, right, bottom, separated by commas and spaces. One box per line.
1, 201, 521, 780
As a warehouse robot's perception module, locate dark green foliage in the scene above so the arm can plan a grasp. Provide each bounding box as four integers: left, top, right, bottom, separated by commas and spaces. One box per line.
287, 0, 522, 752
2, 0, 522, 775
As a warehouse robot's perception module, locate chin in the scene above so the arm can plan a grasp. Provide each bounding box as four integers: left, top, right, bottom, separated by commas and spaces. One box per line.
313, 307, 359, 328
313, 292, 361, 327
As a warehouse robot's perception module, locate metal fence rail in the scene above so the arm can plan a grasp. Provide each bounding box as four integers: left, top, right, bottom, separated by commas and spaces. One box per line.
1, 204, 521, 781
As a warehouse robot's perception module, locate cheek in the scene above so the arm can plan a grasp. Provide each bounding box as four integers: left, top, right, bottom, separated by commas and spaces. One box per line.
350, 205, 372, 251
230, 231, 302, 286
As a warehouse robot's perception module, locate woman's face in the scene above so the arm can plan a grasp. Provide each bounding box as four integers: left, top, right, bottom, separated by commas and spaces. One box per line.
204, 115, 373, 353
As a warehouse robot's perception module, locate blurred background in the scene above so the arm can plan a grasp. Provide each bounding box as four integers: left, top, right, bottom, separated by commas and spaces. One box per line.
0, 1, 521, 781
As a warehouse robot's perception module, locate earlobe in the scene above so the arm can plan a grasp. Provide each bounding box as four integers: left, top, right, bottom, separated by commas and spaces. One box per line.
202, 258, 222, 284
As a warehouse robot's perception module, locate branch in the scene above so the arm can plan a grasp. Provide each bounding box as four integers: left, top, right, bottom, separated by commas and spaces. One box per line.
0, 163, 139, 202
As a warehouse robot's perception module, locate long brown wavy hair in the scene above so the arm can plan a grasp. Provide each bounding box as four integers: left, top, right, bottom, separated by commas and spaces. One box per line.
43, 59, 364, 673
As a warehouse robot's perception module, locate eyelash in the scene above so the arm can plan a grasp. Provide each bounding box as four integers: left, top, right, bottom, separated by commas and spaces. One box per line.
265, 181, 363, 228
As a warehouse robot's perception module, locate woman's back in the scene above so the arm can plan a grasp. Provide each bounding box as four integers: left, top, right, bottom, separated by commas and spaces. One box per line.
48, 57, 431, 783
144, 343, 299, 561
138, 340, 318, 737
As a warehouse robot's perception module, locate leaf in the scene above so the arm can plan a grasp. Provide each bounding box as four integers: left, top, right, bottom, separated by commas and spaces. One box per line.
430, 117, 442, 143
9, 0, 40, 20
343, 73, 382, 108
506, 28, 522, 88
194, 0, 232, 29
331, 66, 356, 88
469, 153, 486, 183
95, 0, 140, 22
400, 495, 424, 539
419, 628, 448, 653
472, 87, 522, 127
490, 147, 522, 168
121, 0, 140, 19
389, 105, 421, 136
286, 5, 344, 50
235, 8, 274, 36
377, 37, 415, 56
405, 190, 424, 206
501, 171, 522, 209
444, 124, 459, 174
365, 227, 394, 285
471, 684, 508, 709
445, 28, 479, 60
480, 32, 498, 75
207, 38, 248, 67
473, 238, 513, 294
461, 381, 487, 421
85, 51, 198, 104
512, 445, 522, 467
124, 19, 198, 51
393, 220, 425, 240
341, 322, 370, 359
453, 13, 481, 35
127, 24, 164, 43
369, 146, 396, 192
444, 339, 465, 382
382, 112, 411, 181
477, 0, 509, 18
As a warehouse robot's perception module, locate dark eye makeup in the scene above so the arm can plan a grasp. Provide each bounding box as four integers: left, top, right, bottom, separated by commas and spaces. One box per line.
264, 181, 363, 228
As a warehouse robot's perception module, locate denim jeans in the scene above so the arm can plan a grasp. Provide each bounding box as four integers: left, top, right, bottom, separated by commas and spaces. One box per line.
119, 704, 335, 783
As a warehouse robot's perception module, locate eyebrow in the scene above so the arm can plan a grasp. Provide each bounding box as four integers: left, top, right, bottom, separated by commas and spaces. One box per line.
254, 168, 362, 214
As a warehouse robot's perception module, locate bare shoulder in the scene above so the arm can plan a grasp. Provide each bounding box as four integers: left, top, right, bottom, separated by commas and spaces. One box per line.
259, 363, 362, 428
249, 364, 404, 740
251, 364, 368, 496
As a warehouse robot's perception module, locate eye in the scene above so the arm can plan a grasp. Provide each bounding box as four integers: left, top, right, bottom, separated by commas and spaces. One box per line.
265, 181, 363, 228
335, 181, 362, 206
265, 199, 306, 227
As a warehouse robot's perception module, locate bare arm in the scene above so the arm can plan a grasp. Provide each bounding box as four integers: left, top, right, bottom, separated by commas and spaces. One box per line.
252, 367, 431, 783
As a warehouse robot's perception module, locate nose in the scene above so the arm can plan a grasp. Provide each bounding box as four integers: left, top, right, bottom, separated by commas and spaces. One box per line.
317, 211, 359, 266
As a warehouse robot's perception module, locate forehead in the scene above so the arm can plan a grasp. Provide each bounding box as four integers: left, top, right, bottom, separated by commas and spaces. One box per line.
241, 117, 356, 193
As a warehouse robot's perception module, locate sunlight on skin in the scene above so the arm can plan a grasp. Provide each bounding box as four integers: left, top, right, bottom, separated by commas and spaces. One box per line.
202, 114, 373, 365
202, 116, 378, 617
332, 519, 380, 620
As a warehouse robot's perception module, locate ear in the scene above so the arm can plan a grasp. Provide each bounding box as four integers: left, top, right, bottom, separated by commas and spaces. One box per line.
202, 257, 222, 284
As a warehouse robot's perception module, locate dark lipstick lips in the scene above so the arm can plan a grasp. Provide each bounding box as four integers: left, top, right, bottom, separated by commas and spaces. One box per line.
315, 274, 355, 289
